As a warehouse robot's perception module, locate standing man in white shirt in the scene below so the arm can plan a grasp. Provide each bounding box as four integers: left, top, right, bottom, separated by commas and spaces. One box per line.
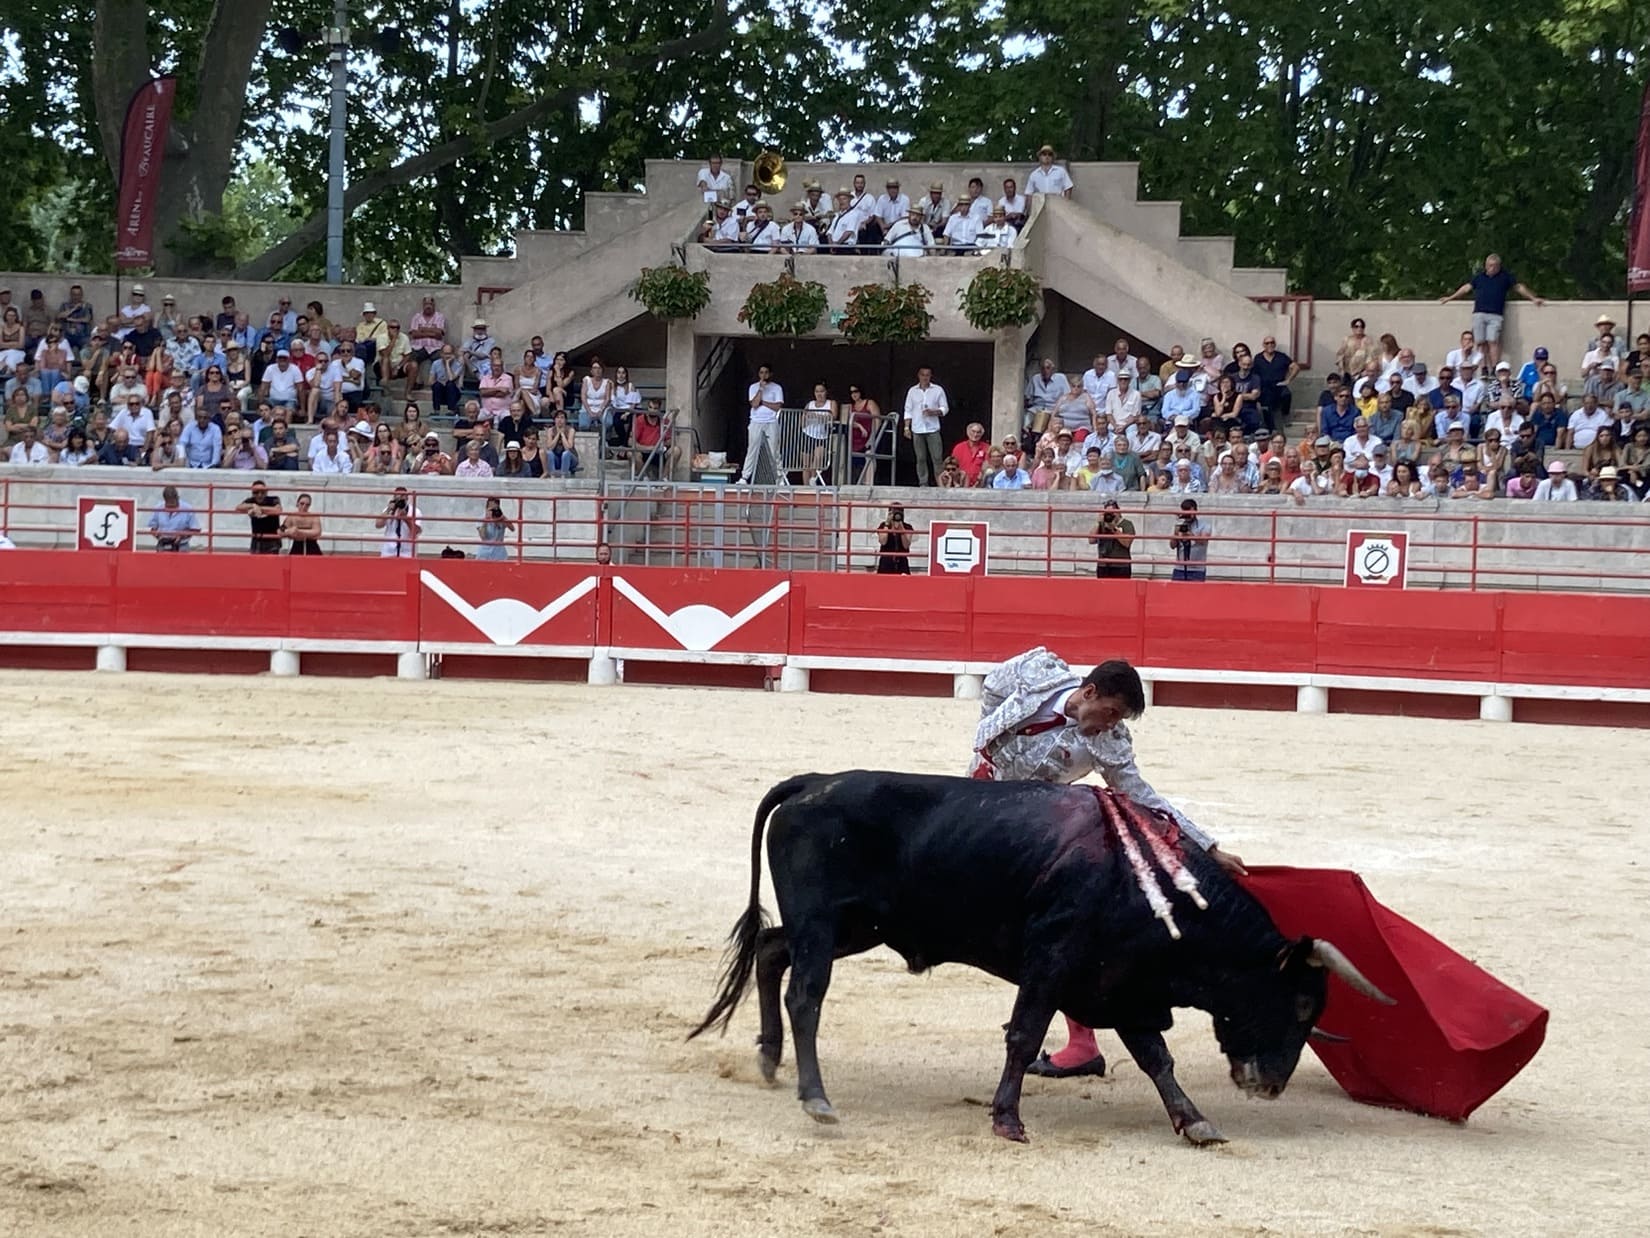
902, 365, 949, 486
695, 154, 734, 205
736, 364, 784, 484
1026, 145, 1074, 198
875, 178, 910, 230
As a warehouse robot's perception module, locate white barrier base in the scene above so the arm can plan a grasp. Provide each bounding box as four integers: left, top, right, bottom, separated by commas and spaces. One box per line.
396, 652, 428, 680
269, 650, 301, 677
588, 654, 619, 686
1479, 694, 1513, 723
779, 665, 811, 693
1297, 684, 1329, 714
95, 645, 126, 673
953, 673, 984, 700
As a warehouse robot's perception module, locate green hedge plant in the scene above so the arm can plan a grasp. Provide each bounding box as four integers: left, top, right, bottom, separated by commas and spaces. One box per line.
959, 266, 1041, 331
839, 282, 933, 345
631, 264, 712, 320
737, 273, 828, 336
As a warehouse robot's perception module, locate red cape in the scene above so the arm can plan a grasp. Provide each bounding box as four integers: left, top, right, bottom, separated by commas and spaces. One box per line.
1237, 866, 1547, 1122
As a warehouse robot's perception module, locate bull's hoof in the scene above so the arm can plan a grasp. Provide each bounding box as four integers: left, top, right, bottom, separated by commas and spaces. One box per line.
992, 1116, 1029, 1143
801, 1097, 839, 1124
1180, 1120, 1227, 1146
757, 1049, 780, 1085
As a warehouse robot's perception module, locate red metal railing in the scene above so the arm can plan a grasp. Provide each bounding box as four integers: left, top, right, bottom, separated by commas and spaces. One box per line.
1251, 293, 1315, 367
1, 474, 1646, 593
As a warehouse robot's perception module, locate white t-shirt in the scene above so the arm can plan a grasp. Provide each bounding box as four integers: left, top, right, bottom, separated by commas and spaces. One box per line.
968, 196, 992, 223
263, 361, 302, 402
748, 381, 783, 424
696, 166, 734, 204
1082, 368, 1116, 401
310, 445, 353, 474
874, 193, 910, 226
1342, 433, 1384, 461
1026, 165, 1073, 195
8, 441, 47, 465
1287, 475, 1315, 501
998, 193, 1028, 217
1567, 407, 1611, 448
322, 357, 365, 396
1482, 410, 1525, 440
111, 407, 155, 440
903, 382, 948, 435
1444, 346, 1485, 373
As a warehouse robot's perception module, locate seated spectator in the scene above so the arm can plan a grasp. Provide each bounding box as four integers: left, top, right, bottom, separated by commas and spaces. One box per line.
939, 196, 979, 249
998, 178, 1028, 228
1532, 460, 1578, 500
1205, 451, 1246, 495
745, 203, 782, 252
497, 396, 536, 449
1565, 392, 1612, 449
1342, 415, 1383, 463
259, 415, 300, 471
1581, 332, 1620, 377
96, 427, 142, 466
976, 206, 1017, 249
1527, 391, 1565, 448
979, 446, 1006, 486
1051, 382, 1097, 440
359, 422, 403, 475
1024, 358, 1068, 434
882, 203, 933, 256
310, 428, 352, 474
1048, 428, 1084, 477
8, 423, 47, 464
1029, 446, 1064, 490
1586, 465, 1631, 502
378, 317, 415, 401
1169, 458, 1204, 494
545, 411, 579, 477
511, 428, 546, 478
146, 426, 184, 469
1383, 460, 1421, 498
1621, 423, 1650, 497
452, 398, 498, 466
224, 421, 268, 469
1105, 370, 1142, 431
778, 203, 820, 254
1336, 453, 1380, 497
1581, 425, 1622, 477
1432, 396, 1470, 441
454, 438, 493, 477
1089, 454, 1125, 494
1109, 433, 1146, 491
937, 455, 968, 488
1286, 459, 1318, 503
1477, 429, 1509, 492
991, 452, 1029, 489
1451, 467, 1490, 499
411, 430, 453, 475
1498, 456, 1535, 498
1319, 387, 1358, 441
951, 422, 990, 486
630, 400, 676, 479
430, 345, 463, 415
1255, 457, 1287, 494
1583, 358, 1621, 407
1126, 416, 1161, 460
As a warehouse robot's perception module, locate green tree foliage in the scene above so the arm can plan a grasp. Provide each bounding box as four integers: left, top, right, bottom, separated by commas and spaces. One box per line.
0, 1, 1644, 296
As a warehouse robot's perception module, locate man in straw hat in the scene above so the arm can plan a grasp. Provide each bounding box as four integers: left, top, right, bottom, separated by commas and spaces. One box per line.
1026, 144, 1074, 197
777, 202, 820, 255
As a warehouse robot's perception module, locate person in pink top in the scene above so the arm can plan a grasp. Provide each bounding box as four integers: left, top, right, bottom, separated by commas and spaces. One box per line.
477, 346, 514, 419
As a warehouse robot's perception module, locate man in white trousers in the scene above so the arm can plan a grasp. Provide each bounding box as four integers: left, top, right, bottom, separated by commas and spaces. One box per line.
737, 364, 784, 484
968, 646, 1246, 1077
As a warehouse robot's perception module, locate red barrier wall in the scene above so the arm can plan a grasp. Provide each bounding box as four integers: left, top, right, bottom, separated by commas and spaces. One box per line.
2, 553, 1647, 703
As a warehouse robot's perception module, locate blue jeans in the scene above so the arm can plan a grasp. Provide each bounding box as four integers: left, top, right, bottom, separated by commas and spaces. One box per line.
548, 447, 579, 476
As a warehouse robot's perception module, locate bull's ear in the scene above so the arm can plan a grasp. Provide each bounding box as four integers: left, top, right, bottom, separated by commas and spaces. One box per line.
1275, 937, 1315, 972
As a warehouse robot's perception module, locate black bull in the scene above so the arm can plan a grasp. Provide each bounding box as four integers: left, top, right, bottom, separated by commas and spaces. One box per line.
689, 771, 1392, 1144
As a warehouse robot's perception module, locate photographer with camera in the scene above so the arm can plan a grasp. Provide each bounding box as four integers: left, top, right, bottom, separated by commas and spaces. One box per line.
1167, 498, 1212, 581
374, 485, 423, 558
475, 497, 514, 562
1087, 498, 1135, 579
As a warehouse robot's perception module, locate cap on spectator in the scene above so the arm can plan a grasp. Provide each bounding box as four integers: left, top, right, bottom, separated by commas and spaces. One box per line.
1496, 361, 1511, 371
1314, 434, 1333, 447
1547, 460, 1566, 473
424, 431, 441, 443
73, 376, 89, 393
472, 317, 487, 327
506, 440, 521, 451
349, 420, 372, 438
1038, 144, 1056, 156
928, 180, 943, 192
276, 348, 290, 357
1594, 314, 1615, 326
132, 283, 146, 294
1173, 414, 1191, 426
1534, 347, 1549, 359
1599, 466, 1618, 480
362, 300, 377, 312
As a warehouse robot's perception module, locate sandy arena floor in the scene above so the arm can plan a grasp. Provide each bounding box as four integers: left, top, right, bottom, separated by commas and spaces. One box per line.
0, 671, 1644, 1237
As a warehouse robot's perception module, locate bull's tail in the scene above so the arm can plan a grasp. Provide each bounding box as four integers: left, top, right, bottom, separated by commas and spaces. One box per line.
687, 774, 817, 1040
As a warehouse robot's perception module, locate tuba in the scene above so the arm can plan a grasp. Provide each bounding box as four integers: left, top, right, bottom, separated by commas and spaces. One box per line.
753, 150, 787, 196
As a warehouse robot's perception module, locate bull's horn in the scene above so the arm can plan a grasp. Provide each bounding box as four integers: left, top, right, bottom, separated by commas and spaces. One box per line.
1308, 941, 1396, 1005
1308, 1027, 1350, 1044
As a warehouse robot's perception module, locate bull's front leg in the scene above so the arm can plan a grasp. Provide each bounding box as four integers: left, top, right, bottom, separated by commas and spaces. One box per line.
1116, 1028, 1226, 1146
989, 982, 1061, 1143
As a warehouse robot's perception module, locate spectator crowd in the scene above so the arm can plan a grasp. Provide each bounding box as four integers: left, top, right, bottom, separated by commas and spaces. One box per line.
0, 283, 674, 481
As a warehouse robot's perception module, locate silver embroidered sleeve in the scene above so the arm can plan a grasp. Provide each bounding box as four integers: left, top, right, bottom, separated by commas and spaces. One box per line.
1098, 754, 1217, 851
